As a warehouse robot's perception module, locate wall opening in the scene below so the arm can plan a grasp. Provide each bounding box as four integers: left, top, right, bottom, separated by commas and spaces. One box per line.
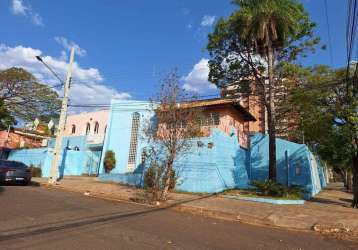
94, 122, 99, 134
71, 124, 76, 134
86, 123, 91, 135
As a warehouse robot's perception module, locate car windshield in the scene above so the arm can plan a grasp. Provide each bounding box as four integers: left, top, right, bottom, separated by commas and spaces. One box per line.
0, 160, 27, 168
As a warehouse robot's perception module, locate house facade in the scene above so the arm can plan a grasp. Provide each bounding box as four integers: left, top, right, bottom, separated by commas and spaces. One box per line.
99, 98, 327, 198
64, 109, 109, 146
6, 98, 327, 198
7, 110, 110, 177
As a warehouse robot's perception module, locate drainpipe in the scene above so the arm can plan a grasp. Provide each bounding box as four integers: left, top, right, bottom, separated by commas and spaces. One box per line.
285, 150, 290, 186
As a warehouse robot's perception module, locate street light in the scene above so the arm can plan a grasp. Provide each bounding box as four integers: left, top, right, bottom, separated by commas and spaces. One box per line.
35, 55, 64, 85
333, 117, 347, 126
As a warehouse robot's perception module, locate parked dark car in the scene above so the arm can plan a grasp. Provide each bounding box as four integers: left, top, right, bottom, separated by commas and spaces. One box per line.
0, 160, 32, 185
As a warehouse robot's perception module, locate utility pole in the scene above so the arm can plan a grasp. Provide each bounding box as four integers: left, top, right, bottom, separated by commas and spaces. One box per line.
48, 47, 75, 184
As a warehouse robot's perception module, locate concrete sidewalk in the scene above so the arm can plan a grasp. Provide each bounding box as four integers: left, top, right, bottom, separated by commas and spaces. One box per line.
33, 177, 358, 238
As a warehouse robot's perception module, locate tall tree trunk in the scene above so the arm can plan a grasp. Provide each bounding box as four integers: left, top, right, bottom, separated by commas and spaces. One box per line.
342, 169, 348, 190
352, 152, 358, 208
347, 169, 353, 192
267, 45, 277, 181
160, 160, 174, 201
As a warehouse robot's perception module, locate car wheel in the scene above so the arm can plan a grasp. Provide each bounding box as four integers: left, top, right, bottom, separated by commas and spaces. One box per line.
22, 180, 30, 186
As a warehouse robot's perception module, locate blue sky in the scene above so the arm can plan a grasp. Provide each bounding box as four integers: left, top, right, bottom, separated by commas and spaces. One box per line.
0, 0, 350, 110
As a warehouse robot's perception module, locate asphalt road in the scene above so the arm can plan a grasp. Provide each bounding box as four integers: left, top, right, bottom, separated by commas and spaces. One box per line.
0, 185, 357, 250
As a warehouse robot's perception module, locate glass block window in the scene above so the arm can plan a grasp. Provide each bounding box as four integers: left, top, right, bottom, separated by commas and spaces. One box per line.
128, 112, 140, 170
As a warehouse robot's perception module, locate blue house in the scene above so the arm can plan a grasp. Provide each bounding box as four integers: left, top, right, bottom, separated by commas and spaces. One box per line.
7, 135, 103, 177
7, 110, 109, 178
7, 98, 328, 199
99, 99, 328, 198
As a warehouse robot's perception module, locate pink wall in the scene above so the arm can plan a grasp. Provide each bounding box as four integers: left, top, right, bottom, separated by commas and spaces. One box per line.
158, 106, 250, 149
201, 107, 249, 148
0, 131, 43, 149
64, 109, 109, 137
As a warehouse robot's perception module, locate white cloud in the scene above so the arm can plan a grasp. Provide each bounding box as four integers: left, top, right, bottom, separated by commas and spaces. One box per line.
182, 58, 217, 93
11, 0, 27, 15
0, 43, 130, 110
31, 12, 43, 26
200, 15, 216, 27
54, 36, 87, 58
10, 0, 43, 26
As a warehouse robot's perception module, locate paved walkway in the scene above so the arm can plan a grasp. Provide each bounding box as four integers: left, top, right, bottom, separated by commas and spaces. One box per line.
33, 177, 358, 239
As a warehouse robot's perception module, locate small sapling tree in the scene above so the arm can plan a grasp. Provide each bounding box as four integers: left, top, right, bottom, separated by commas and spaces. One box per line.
103, 150, 116, 173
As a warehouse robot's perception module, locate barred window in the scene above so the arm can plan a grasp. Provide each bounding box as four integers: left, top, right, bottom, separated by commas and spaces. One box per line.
128, 112, 140, 170
198, 113, 220, 127
209, 112, 220, 125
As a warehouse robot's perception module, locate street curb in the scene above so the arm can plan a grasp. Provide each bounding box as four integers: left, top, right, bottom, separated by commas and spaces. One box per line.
34, 181, 358, 238
36, 182, 151, 208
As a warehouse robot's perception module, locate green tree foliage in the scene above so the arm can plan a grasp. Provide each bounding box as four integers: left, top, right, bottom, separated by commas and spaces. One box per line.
103, 150, 116, 173
0, 99, 16, 130
287, 65, 355, 194
207, 0, 319, 181
0, 67, 61, 122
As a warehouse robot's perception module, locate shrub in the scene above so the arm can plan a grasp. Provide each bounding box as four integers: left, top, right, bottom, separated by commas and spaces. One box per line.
144, 164, 157, 190
143, 162, 177, 201
103, 150, 116, 173
252, 180, 305, 199
29, 164, 42, 177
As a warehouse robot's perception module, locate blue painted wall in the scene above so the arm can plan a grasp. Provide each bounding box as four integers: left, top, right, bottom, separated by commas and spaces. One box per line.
98, 100, 326, 198
8, 135, 103, 178
99, 100, 250, 193
174, 129, 250, 193
249, 133, 323, 198
99, 100, 155, 175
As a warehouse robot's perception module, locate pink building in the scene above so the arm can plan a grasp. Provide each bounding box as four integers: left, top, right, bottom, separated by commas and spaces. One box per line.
64, 110, 109, 145
158, 99, 256, 149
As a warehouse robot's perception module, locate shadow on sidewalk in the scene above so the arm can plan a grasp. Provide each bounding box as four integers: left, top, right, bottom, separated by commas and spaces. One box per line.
309, 197, 349, 207
0, 193, 215, 242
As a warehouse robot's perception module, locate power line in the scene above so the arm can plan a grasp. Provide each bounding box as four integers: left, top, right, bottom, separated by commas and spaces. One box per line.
35, 56, 64, 85
324, 0, 334, 65
346, 0, 358, 94
68, 94, 221, 108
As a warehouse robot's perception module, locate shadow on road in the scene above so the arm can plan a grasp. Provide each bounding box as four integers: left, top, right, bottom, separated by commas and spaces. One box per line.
0, 181, 40, 187
0, 193, 215, 242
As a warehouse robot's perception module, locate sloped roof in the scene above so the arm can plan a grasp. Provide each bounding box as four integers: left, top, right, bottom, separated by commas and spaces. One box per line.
159, 98, 256, 122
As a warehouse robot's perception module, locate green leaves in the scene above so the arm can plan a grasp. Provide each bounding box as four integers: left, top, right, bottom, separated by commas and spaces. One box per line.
0, 99, 15, 129
287, 65, 355, 170
207, 0, 319, 89
103, 150, 116, 173
0, 67, 61, 122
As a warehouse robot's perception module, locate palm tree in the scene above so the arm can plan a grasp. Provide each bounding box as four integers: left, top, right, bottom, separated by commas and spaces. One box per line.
225, 0, 314, 181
